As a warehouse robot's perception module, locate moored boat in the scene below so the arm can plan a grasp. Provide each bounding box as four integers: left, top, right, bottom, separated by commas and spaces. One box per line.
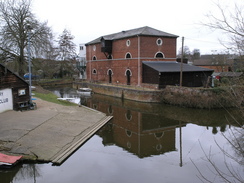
0, 153, 22, 168
77, 88, 92, 96
57, 98, 76, 101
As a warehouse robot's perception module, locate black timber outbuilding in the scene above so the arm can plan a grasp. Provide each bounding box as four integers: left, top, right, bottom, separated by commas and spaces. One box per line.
142, 61, 214, 88
0, 63, 30, 112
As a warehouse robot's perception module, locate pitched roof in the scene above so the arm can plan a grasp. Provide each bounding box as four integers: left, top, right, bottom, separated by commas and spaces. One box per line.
193, 54, 234, 66
86, 26, 179, 45
0, 63, 28, 85
218, 72, 243, 77
193, 59, 233, 66
143, 61, 214, 72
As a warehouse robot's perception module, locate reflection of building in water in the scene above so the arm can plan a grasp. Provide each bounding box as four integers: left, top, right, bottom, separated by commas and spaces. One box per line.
88, 100, 186, 158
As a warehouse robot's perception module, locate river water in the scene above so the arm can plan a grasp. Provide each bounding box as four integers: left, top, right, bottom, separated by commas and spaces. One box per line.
1, 86, 243, 183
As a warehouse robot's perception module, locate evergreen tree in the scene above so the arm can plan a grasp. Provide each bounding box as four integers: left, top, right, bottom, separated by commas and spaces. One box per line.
57, 29, 76, 61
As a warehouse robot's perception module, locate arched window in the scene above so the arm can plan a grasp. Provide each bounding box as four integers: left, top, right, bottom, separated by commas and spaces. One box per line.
155, 52, 165, 58
154, 132, 164, 139
125, 52, 132, 59
107, 54, 113, 59
92, 69, 97, 74
92, 56, 97, 60
125, 69, 132, 85
107, 69, 113, 83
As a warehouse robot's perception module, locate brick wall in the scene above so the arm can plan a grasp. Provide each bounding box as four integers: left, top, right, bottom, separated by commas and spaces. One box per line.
86, 36, 177, 60
81, 83, 163, 102
140, 36, 177, 58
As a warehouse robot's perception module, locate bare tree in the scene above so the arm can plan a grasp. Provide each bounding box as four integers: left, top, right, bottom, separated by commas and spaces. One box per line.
192, 49, 201, 61
177, 46, 191, 59
177, 46, 201, 63
0, 0, 54, 77
195, 3, 244, 182
193, 68, 244, 182
201, 1, 244, 56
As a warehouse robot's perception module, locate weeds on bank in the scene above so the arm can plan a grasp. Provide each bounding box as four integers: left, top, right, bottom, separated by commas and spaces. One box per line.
33, 92, 77, 106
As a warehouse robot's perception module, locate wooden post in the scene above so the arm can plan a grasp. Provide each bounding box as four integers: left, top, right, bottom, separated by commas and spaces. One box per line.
180, 37, 184, 87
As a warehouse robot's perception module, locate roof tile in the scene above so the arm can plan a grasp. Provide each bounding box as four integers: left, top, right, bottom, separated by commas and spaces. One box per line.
86, 26, 178, 45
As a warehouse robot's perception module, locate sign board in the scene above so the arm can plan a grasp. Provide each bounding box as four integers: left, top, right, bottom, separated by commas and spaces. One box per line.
18, 89, 26, 96
0, 89, 13, 113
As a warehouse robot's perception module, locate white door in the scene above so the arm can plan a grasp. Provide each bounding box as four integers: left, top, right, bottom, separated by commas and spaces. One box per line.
0, 88, 13, 113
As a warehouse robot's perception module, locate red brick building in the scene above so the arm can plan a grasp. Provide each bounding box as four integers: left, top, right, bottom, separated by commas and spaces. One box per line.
85, 26, 179, 87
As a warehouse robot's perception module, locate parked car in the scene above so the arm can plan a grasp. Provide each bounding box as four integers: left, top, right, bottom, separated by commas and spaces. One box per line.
24, 73, 40, 80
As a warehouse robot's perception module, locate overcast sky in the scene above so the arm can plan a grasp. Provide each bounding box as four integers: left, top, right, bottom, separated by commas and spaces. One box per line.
32, 0, 242, 55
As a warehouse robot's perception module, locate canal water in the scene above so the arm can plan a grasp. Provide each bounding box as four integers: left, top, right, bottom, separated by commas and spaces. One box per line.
1, 86, 243, 183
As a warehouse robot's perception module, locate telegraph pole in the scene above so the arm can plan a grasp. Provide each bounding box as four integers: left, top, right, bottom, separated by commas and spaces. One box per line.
180, 37, 184, 87
27, 25, 32, 107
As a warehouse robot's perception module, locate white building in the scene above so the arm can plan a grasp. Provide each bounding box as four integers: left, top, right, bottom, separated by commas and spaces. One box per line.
77, 43, 87, 79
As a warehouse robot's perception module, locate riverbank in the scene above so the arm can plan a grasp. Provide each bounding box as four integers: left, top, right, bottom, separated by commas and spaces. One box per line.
72, 82, 243, 109
0, 96, 112, 165
35, 80, 243, 109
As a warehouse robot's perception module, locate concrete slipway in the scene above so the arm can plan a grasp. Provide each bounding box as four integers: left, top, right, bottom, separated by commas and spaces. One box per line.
0, 98, 112, 165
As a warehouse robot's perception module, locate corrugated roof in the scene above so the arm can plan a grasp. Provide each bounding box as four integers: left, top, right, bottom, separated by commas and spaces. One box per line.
86, 26, 179, 45
143, 61, 214, 72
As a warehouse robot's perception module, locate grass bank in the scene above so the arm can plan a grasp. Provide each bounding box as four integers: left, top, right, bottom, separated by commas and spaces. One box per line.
33, 92, 77, 106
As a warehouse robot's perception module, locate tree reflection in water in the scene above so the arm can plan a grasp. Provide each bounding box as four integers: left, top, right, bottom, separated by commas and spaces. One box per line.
0, 164, 41, 183
13, 164, 41, 183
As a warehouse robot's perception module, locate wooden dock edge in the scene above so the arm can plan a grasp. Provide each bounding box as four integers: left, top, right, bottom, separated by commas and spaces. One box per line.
51, 115, 113, 165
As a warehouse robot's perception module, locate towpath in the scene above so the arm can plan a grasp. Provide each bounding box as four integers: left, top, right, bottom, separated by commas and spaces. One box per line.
0, 98, 112, 165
